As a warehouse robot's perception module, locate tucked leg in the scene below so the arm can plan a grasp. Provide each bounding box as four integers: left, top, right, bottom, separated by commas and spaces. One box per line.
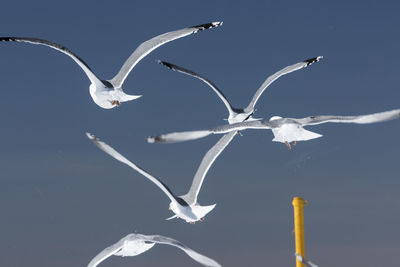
110, 100, 121, 106
285, 141, 292, 150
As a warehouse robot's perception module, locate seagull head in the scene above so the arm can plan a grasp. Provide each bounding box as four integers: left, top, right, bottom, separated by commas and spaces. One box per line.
269, 116, 282, 121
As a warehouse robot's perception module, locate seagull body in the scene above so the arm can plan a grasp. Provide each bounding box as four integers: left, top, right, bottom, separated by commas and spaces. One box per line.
268, 116, 323, 143
158, 56, 322, 124
88, 233, 221, 267
0, 22, 222, 109
147, 109, 400, 148
87, 131, 234, 223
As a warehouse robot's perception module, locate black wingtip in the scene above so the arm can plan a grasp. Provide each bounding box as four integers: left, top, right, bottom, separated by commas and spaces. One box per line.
304, 56, 323, 66
0, 37, 17, 42
192, 21, 223, 31
146, 135, 166, 143
157, 60, 175, 70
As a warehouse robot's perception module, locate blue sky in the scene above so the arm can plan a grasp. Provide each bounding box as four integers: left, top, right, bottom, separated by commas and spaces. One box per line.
1, 1, 399, 266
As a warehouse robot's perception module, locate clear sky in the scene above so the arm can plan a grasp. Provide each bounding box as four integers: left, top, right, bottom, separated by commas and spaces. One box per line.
1, 0, 399, 266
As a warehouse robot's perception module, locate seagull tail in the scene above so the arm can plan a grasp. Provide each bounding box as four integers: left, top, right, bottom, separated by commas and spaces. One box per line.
111, 88, 142, 102
165, 215, 178, 220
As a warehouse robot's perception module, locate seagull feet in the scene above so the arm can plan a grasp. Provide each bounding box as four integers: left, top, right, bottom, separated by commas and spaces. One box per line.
293, 141, 297, 146
190, 221, 196, 225
237, 131, 243, 136
110, 100, 121, 106
200, 217, 205, 222
285, 141, 292, 150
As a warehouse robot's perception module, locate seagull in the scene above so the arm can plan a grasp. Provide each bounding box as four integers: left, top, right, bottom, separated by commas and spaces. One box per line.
87, 131, 234, 223
295, 253, 318, 267
151, 57, 322, 157
158, 56, 322, 124
0, 22, 222, 109
147, 109, 400, 149
87, 233, 221, 267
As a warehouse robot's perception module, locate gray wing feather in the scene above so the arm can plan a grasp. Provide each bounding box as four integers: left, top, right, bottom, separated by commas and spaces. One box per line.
0, 37, 103, 86
158, 60, 234, 116
87, 238, 124, 267
293, 109, 400, 126
86, 133, 179, 203
182, 131, 236, 205
142, 235, 222, 267
147, 130, 213, 143
110, 22, 222, 88
244, 56, 323, 113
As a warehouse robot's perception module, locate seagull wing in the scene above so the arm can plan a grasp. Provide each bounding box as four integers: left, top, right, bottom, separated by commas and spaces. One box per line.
244, 56, 323, 113
147, 120, 272, 144
87, 237, 125, 267
293, 109, 400, 126
0, 37, 103, 86
158, 60, 235, 116
109, 22, 222, 88
86, 133, 180, 204
142, 235, 222, 267
182, 131, 236, 205
147, 121, 276, 143
147, 130, 213, 144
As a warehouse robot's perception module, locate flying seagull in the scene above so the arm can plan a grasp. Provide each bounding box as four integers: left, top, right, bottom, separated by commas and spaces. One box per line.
158, 56, 322, 124
152, 57, 322, 159
0, 22, 222, 109
147, 109, 400, 149
87, 233, 221, 267
295, 253, 318, 267
87, 131, 234, 223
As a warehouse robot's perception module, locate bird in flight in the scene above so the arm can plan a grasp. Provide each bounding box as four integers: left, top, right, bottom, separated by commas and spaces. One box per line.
87, 233, 221, 267
87, 132, 233, 223
0, 22, 222, 109
147, 109, 400, 149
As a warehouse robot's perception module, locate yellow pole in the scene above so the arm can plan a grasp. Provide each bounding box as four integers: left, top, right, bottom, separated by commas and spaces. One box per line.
292, 197, 307, 267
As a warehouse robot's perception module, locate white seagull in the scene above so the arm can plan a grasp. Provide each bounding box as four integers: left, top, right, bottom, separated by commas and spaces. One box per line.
87, 131, 234, 223
295, 253, 318, 267
147, 109, 400, 149
158, 56, 322, 124
0, 22, 222, 109
87, 233, 221, 267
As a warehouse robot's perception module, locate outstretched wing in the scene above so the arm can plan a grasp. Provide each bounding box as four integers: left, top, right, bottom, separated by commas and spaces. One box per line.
87, 237, 125, 267
293, 109, 400, 126
147, 120, 272, 144
86, 133, 180, 204
244, 56, 323, 113
158, 60, 235, 116
109, 22, 222, 88
142, 235, 222, 267
182, 131, 236, 205
0, 37, 103, 86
